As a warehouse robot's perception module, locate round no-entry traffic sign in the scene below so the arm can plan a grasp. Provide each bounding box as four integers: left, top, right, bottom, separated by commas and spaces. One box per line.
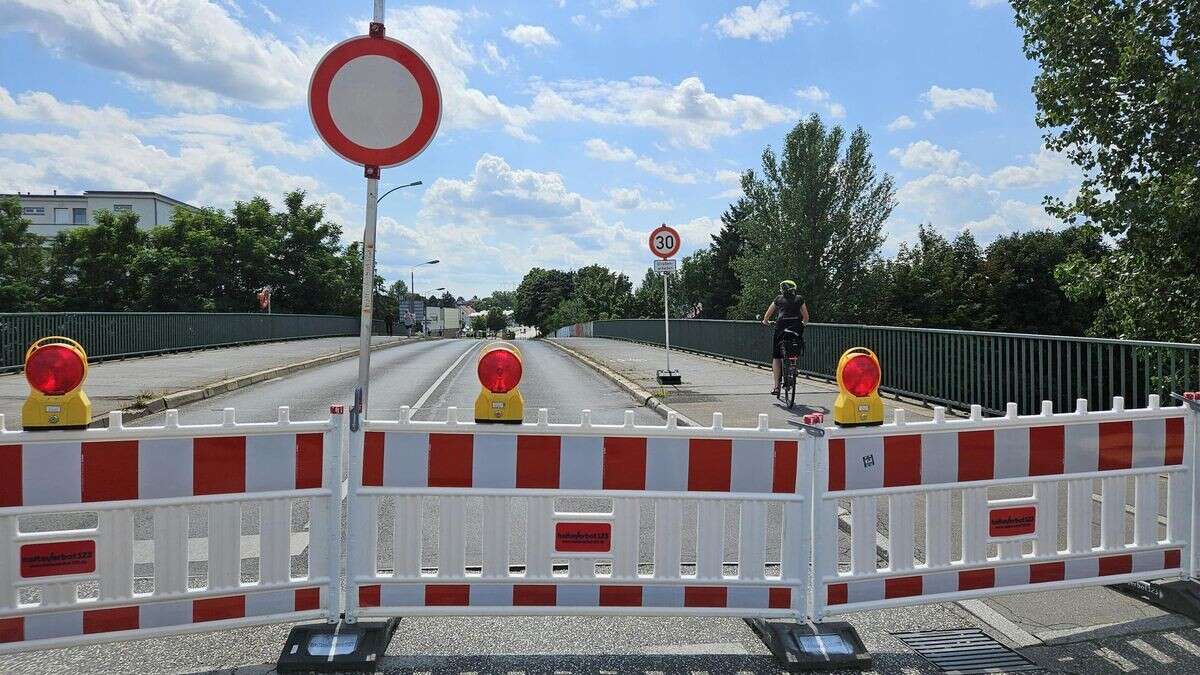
649, 224, 681, 259
308, 34, 441, 169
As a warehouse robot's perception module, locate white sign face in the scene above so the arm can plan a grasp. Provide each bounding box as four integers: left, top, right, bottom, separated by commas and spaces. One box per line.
309, 35, 442, 168
648, 224, 681, 259
653, 258, 677, 274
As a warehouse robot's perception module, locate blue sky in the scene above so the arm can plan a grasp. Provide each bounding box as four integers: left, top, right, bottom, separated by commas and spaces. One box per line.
0, 0, 1078, 298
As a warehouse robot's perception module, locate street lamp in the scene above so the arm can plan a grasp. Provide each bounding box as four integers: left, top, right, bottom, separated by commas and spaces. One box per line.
377, 180, 423, 204
432, 287, 446, 336
409, 259, 439, 336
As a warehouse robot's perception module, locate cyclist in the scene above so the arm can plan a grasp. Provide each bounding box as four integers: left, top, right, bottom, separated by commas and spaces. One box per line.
761, 280, 809, 396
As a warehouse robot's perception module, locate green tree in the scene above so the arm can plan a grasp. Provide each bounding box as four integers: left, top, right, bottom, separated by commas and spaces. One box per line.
979, 226, 1107, 336
572, 264, 633, 320
274, 190, 351, 314
469, 313, 488, 336
45, 209, 146, 311
733, 114, 896, 321
137, 207, 225, 311
704, 199, 748, 318
883, 226, 983, 329
1012, 0, 1200, 341
514, 267, 575, 334
476, 290, 516, 312
0, 197, 45, 311
485, 309, 510, 333
631, 268, 689, 319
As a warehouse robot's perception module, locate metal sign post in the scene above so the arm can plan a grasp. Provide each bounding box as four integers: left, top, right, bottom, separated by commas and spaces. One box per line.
649, 226, 681, 386
307, 0, 441, 424
355, 174, 380, 422
293, 0, 441, 665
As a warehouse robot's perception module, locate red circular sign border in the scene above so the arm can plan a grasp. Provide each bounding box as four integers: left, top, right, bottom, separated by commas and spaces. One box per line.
649, 224, 682, 259
308, 35, 442, 169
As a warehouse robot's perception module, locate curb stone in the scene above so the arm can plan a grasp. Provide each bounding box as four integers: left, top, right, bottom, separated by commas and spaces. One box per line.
543, 338, 700, 427
91, 337, 432, 427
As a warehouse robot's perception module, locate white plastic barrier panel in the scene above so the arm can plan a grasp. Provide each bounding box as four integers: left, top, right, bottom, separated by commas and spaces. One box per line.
347, 409, 810, 619
810, 396, 1194, 619
0, 407, 343, 654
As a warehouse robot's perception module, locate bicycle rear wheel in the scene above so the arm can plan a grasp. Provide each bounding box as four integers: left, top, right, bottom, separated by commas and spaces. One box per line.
785, 359, 797, 408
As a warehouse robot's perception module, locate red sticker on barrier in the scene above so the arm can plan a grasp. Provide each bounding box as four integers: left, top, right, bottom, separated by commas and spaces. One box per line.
989, 506, 1036, 538
555, 522, 612, 553
20, 540, 96, 578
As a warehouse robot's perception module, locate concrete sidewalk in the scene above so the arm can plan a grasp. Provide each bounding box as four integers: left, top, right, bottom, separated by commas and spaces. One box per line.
0, 335, 411, 427
552, 336, 934, 428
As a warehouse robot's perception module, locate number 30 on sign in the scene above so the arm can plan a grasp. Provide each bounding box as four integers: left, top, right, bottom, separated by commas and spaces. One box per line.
649, 224, 681, 259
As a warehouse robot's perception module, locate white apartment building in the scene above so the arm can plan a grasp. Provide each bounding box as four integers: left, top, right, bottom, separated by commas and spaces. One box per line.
4, 190, 196, 238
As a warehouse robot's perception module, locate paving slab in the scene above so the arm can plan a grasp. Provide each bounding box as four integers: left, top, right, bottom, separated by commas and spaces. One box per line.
553, 336, 934, 428
0, 335, 408, 426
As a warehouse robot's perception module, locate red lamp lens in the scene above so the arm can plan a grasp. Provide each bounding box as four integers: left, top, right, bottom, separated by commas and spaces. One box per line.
26, 344, 85, 395
842, 354, 879, 397
478, 349, 522, 393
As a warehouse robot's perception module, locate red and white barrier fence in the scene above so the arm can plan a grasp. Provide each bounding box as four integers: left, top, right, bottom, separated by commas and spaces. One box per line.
2, 394, 1198, 657
0, 407, 343, 654
346, 408, 811, 619
810, 396, 1195, 619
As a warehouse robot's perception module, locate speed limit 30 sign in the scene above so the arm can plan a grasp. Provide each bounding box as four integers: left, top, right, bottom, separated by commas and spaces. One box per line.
649, 224, 681, 259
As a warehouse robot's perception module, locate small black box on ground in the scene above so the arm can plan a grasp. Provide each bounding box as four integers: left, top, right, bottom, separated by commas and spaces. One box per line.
744, 618, 871, 672
656, 369, 682, 385
277, 619, 398, 673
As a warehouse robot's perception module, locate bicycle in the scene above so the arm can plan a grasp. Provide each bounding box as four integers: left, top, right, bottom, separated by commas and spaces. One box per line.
776, 326, 803, 409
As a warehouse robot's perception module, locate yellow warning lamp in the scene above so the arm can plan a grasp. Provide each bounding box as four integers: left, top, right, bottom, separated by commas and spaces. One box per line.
833, 347, 883, 427
22, 336, 91, 430
474, 342, 525, 424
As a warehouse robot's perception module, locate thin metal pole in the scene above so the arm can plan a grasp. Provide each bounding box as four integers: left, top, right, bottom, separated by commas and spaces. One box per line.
356, 176, 380, 418
662, 271, 672, 373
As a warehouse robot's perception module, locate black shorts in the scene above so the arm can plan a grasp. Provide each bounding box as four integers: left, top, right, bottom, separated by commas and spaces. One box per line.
772, 320, 804, 359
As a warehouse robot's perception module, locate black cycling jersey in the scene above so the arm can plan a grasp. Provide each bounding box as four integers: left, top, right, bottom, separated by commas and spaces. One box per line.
774, 293, 804, 320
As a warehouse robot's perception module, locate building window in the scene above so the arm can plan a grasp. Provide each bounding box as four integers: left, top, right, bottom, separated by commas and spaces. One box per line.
22, 206, 45, 216
113, 204, 133, 212
72, 208, 87, 224
54, 208, 69, 224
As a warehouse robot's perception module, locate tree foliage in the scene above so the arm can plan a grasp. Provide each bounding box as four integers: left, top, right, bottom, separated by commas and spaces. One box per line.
1012, 0, 1200, 341
733, 114, 896, 321
0, 198, 45, 311
0, 192, 378, 317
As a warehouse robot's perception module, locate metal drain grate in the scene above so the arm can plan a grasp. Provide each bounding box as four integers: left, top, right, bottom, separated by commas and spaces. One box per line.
893, 628, 1041, 674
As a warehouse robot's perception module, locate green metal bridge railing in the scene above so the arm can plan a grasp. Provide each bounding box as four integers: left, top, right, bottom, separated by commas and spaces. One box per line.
580, 319, 1200, 415
0, 313, 383, 373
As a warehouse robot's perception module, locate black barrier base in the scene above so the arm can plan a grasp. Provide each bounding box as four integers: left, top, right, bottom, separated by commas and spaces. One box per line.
1112, 579, 1200, 623
656, 369, 682, 385
744, 618, 871, 671
277, 619, 399, 673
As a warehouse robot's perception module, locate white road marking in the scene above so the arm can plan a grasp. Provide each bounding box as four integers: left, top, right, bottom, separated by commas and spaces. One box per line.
1094, 646, 1139, 672
1164, 632, 1200, 656
408, 339, 484, 415
1129, 638, 1174, 664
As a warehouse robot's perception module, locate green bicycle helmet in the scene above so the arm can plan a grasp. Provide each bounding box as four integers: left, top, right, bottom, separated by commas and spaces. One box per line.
779, 279, 797, 293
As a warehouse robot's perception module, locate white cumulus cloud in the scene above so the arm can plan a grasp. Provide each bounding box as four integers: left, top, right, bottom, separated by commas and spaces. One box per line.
543, 76, 794, 148
794, 86, 846, 119
988, 147, 1078, 189
922, 85, 998, 118
887, 115, 916, 131
584, 138, 701, 184
504, 24, 559, 48
889, 140, 965, 174
0, 0, 319, 110
714, 1, 819, 42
